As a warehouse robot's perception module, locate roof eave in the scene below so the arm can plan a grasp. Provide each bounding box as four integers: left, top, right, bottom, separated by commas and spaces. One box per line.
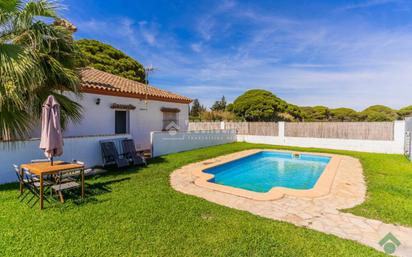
81, 87, 193, 104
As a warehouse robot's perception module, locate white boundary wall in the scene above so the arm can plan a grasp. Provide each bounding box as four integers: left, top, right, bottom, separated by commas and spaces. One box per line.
151, 130, 237, 157
0, 134, 130, 184
237, 121, 405, 154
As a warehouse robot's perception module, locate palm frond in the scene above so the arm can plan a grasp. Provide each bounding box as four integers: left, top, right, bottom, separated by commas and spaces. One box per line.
52, 93, 83, 128
22, 0, 58, 18
0, 99, 32, 140
1, 0, 59, 41
0, 43, 43, 106
32, 89, 83, 129
0, 0, 83, 141
0, 0, 20, 12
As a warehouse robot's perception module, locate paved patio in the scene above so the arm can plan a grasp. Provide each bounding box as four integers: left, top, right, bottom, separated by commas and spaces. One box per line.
170, 150, 412, 256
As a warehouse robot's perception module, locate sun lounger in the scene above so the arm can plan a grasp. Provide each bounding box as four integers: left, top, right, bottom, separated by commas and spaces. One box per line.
122, 139, 147, 166
100, 141, 129, 168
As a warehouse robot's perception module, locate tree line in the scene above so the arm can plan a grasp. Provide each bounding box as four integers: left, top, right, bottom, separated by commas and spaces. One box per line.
62, 38, 412, 123
190, 89, 412, 122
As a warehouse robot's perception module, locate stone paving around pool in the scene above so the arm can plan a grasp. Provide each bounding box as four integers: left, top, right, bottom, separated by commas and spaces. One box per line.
170, 149, 412, 257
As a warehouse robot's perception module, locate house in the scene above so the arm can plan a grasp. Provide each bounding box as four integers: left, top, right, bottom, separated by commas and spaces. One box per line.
50, 67, 192, 150
0, 67, 192, 184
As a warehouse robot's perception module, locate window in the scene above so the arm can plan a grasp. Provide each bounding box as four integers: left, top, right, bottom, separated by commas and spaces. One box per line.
115, 110, 129, 134
161, 107, 180, 131
162, 111, 179, 131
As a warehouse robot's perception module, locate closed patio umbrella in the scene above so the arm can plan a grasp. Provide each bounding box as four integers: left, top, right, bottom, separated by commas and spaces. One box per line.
39, 95, 64, 165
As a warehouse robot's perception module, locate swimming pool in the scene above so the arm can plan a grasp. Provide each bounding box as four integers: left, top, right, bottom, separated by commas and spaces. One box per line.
204, 151, 331, 193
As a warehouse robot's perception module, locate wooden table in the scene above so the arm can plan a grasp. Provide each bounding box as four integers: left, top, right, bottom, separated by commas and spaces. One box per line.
20, 161, 85, 209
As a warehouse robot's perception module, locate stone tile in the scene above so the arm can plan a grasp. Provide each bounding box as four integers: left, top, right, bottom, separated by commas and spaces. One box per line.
170, 150, 412, 257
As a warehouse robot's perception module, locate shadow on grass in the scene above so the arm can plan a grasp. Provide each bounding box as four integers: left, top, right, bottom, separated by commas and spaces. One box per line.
92, 156, 168, 177
0, 182, 19, 192
86, 177, 131, 195
0, 157, 168, 193
0, 175, 132, 210
46, 177, 132, 209
41, 158, 169, 209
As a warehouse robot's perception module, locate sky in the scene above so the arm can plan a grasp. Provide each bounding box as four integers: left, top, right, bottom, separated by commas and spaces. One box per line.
61, 0, 412, 110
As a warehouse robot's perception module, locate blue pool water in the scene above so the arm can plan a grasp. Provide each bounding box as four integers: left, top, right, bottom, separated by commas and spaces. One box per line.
204, 151, 330, 193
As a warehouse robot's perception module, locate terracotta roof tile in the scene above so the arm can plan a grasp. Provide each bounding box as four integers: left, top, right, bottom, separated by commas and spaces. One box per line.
80, 67, 192, 104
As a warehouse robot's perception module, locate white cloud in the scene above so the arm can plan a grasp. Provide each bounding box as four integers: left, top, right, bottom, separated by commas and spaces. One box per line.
341, 0, 403, 11
75, 17, 137, 43
76, 19, 108, 34
138, 20, 158, 45
195, 0, 237, 41
191, 43, 202, 52
70, 1, 412, 110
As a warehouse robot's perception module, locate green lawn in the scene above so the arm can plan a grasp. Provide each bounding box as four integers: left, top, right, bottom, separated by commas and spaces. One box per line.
1, 142, 411, 256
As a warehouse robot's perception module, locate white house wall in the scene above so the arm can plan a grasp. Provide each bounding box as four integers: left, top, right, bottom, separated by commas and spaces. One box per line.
0, 134, 130, 184
32, 93, 189, 150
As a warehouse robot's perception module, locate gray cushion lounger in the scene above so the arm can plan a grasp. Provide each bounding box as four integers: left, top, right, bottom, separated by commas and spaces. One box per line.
100, 141, 129, 168
122, 139, 147, 166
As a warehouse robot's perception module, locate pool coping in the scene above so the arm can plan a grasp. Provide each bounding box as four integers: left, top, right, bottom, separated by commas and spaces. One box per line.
193, 149, 342, 201
171, 150, 412, 255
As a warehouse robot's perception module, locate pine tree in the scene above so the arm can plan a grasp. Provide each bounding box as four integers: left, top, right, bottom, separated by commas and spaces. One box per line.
211, 96, 227, 111
190, 99, 205, 117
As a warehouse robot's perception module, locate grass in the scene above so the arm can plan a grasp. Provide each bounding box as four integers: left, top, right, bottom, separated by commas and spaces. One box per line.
0, 142, 410, 256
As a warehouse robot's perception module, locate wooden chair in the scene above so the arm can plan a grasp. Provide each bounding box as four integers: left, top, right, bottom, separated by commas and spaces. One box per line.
13, 165, 52, 207
31, 159, 50, 163
31, 159, 52, 180
50, 169, 81, 203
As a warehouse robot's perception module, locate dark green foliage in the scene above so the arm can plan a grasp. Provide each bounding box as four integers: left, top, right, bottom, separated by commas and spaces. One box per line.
360, 105, 398, 121
300, 105, 402, 122
397, 105, 412, 119
301, 106, 330, 121
285, 104, 304, 121
77, 39, 146, 83
232, 90, 302, 121
330, 108, 360, 121
226, 89, 411, 122
211, 96, 227, 112
189, 99, 206, 119
226, 103, 234, 112
233, 90, 284, 121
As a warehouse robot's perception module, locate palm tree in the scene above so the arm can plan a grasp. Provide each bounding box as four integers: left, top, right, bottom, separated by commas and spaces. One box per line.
0, 0, 82, 140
